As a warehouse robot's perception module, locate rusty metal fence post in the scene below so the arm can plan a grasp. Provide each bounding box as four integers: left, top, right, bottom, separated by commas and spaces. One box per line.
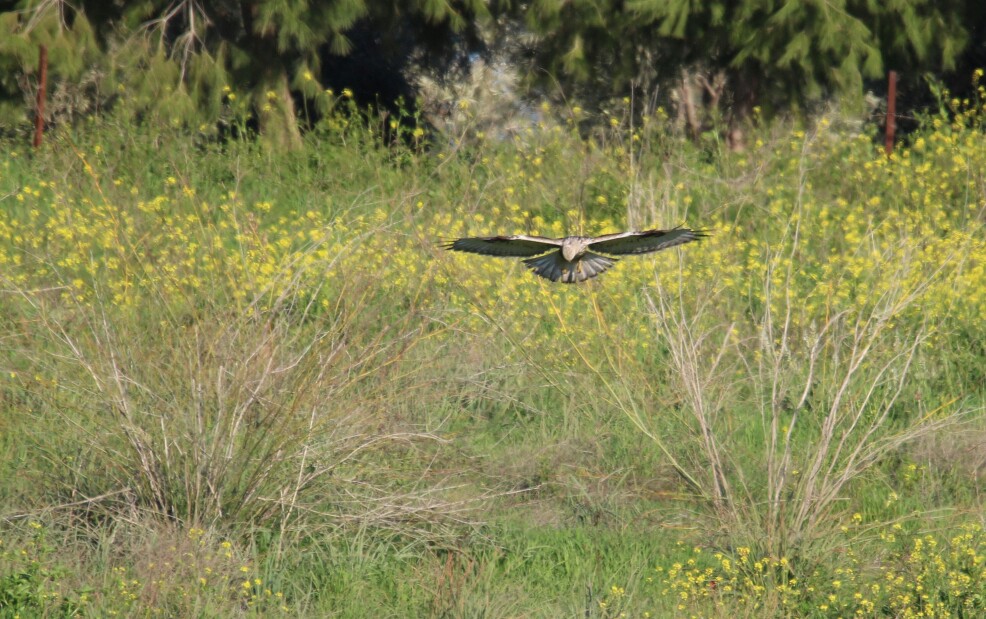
33, 44, 48, 148
885, 70, 897, 157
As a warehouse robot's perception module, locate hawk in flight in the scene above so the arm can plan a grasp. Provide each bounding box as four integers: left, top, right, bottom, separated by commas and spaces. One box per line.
443, 227, 707, 283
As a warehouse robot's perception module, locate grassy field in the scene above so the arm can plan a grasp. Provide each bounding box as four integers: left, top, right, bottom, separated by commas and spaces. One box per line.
1, 87, 985, 617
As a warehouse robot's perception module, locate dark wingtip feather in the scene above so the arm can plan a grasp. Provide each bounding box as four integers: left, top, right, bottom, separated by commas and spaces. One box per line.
439, 238, 469, 251
667, 224, 710, 239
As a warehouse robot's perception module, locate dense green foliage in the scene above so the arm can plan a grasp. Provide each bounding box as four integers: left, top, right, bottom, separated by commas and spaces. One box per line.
527, 0, 972, 95
0, 0, 492, 145
2, 0, 985, 145
1, 79, 985, 615
521, 0, 982, 144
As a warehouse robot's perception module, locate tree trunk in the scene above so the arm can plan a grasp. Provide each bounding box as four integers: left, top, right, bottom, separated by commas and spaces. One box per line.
727, 69, 759, 152
256, 66, 302, 151
239, 0, 302, 151
679, 69, 701, 141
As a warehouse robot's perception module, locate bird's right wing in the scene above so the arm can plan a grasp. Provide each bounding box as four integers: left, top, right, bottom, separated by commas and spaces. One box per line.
588, 227, 708, 255
442, 235, 562, 257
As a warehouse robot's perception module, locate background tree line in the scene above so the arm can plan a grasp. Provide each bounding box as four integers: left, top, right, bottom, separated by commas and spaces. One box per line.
1, 0, 984, 148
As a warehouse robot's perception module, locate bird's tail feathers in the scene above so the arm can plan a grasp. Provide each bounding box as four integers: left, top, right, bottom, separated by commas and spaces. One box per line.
523, 251, 617, 283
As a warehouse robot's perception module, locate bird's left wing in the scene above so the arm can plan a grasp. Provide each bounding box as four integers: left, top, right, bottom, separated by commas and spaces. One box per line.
587, 227, 708, 255
442, 235, 562, 257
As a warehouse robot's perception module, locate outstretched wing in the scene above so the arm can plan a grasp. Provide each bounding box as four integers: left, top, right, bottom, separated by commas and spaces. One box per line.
442, 234, 562, 257
587, 227, 708, 255
523, 250, 617, 283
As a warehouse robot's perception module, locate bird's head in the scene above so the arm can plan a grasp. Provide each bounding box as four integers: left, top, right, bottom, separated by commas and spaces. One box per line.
561, 237, 586, 262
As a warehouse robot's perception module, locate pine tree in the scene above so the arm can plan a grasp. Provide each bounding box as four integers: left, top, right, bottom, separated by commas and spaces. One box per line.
519, 0, 975, 143
0, 9, 105, 133
0, 0, 493, 147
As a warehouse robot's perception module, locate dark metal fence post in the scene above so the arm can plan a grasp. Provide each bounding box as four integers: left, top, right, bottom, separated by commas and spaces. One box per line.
33, 44, 48, 149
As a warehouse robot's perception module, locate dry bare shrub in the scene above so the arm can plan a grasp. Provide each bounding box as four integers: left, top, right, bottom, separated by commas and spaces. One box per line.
634, 211, 975, 561
8, 230, 474, 539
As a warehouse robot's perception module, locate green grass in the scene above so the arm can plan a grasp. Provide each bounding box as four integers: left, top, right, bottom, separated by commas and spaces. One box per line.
1, 96, 985, 617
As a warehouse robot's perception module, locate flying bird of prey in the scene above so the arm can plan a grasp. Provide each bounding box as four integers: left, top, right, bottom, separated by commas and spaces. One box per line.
442, 227, 707, 283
